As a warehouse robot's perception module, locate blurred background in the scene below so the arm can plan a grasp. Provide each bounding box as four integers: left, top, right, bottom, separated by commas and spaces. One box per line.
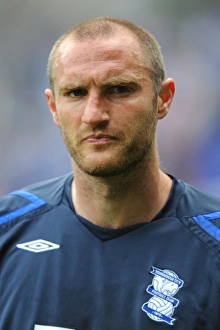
0, 0, 219, 197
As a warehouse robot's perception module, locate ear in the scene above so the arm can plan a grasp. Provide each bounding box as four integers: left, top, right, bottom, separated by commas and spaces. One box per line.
44, 89, 60, 127
157, 78, 175, 119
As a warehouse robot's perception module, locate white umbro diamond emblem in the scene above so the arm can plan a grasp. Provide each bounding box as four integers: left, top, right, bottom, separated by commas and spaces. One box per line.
16, 239, 60, 253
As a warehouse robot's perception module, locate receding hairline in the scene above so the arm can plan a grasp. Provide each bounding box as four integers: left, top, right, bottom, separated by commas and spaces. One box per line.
56, 21, 144, 58
53, 16, 150, 47
47, 16, 165, 93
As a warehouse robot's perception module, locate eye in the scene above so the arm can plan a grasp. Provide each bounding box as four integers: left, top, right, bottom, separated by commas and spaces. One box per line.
67, 89, 86, 97
111, 86, 131, 93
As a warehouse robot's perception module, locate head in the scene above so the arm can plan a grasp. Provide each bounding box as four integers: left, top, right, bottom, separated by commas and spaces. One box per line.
45, 17, 175, 178
47, 16, 165, 97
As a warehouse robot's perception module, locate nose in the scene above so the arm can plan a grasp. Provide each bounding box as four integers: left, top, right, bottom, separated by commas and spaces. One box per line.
82, 91, 110, 125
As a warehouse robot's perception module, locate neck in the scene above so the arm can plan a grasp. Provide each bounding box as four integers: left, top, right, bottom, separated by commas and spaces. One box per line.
71, 153, 172, 229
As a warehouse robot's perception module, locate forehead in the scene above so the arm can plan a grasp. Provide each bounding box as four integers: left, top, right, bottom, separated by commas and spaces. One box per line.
53, 33, 149, 83
59, 32, 141, 58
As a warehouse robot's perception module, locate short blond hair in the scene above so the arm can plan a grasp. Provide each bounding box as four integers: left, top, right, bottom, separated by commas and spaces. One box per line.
47, 17, 165, 94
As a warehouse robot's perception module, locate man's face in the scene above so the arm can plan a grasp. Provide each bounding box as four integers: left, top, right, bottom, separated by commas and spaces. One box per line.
47, 32, 160, 177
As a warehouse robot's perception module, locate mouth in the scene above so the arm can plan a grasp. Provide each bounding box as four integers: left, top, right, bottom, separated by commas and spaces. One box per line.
83, 134, 116, 145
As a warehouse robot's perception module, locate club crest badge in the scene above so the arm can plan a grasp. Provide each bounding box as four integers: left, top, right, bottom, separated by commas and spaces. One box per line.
142, 266, 184, 325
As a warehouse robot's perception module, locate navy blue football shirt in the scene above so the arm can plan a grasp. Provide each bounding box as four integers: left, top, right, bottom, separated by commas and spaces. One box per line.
1, 173, 220, 329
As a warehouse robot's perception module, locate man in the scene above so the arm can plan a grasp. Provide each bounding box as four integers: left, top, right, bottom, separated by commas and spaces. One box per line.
0, 17, 220, 330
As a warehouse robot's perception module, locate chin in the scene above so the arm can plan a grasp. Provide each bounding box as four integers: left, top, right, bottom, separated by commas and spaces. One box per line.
76, 161, 124, 178
74, 154, 146, 178
70, 140, 152, 178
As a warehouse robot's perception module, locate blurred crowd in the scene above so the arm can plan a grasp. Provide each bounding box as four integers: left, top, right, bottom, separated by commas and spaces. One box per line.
0, 0, 219, 197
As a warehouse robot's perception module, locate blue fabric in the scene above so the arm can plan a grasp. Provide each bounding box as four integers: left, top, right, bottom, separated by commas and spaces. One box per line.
0, 191, 46, 225
193, 211, 220, 242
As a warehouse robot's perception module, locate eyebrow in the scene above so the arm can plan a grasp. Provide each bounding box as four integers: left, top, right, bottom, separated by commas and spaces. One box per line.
59, 78, 139, 91
104, 78, 138, 85
59, 83, 81, 91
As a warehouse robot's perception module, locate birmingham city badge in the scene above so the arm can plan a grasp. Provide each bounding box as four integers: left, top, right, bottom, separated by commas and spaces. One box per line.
142, 266, 184, 325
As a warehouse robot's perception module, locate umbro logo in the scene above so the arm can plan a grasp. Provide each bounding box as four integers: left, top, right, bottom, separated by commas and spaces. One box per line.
16, 239, 60, 253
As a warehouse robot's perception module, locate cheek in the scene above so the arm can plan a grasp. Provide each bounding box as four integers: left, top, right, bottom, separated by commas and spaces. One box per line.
56, 104, 82, 129
119, 100, 155, 125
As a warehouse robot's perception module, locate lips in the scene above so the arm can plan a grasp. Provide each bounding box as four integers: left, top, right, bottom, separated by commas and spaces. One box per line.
83, 134, 116, 145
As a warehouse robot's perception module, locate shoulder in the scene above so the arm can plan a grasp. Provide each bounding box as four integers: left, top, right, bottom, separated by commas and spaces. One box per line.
176, 179, 220, 218
175, 179, 220, 258
0, 173, 73, 235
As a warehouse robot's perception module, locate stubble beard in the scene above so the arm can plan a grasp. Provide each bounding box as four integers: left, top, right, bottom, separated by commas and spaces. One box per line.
60, 106, 158, 178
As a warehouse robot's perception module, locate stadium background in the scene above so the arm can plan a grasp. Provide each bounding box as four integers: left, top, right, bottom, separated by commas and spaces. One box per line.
0, 0, 219, 197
